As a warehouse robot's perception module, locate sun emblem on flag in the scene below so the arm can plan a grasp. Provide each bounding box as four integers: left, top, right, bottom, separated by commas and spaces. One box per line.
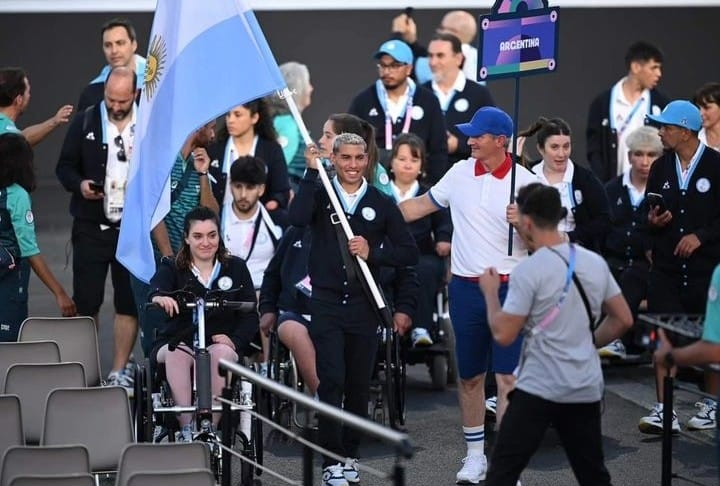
144, 35, 167, 101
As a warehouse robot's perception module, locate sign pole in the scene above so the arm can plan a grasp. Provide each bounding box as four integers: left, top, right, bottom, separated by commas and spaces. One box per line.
508, 76, 521, 256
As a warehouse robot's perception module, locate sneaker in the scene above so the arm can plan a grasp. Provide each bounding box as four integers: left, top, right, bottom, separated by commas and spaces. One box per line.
322, 463, 349, 486
687, 398, 717, 430
598, 339, 627, 359
456, 454, 487, 484
485, 396, 497, 417
411, 327, 434, 346
107, 370, 135, 398
178, 424, 194, 443
343, 458, 360, 483
638, 403, 680, 434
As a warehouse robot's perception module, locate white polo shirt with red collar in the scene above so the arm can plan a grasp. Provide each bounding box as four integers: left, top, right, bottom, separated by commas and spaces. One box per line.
429, 154, 539, 276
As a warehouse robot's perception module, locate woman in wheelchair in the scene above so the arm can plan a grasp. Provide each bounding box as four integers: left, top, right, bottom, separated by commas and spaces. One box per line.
149, 206, 258, 441
388, 133, 451, 347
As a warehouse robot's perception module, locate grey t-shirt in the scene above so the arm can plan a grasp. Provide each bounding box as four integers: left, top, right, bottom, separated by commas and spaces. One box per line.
503, 243, 621, 403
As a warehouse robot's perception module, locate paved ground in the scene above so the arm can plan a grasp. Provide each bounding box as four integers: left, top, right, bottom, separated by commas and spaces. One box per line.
28, 182, 718, 485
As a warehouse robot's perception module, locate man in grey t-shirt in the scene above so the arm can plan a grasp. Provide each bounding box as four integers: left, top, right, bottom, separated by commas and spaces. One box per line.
478, 183, 632, 485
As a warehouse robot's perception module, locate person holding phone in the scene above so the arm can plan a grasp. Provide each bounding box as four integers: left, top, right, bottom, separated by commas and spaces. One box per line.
638, 100, 720, 434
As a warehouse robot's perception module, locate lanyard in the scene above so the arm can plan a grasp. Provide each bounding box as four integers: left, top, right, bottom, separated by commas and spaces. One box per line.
675, 143, 706, 190
531, 244, 576, 336
375, 79, 416, 150
191, 260, 222, 289
609, 83, 647, 138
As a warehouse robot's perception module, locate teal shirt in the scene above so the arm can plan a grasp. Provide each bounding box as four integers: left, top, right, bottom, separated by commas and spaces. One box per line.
0, 113, 20, 136
274, 114, 306, 179
157, 154, 202, 255
702, 265, 720, 344
1, 184, 40, 258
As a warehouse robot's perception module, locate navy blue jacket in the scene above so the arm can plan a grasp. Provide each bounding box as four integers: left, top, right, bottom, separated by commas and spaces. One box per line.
56, 103, 117, 225
348, 84, 448, 184
646, 145, 720, 278
149, 255, 258, 354
421, 79, 494, 166
604, 174, 651, 262
288, 170, 419, 302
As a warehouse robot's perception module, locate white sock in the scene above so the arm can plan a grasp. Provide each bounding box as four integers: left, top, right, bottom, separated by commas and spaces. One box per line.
463, 425, 485, 456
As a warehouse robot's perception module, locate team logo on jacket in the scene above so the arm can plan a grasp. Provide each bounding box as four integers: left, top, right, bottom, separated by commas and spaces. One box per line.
211, 159, 220, 168
454, 98, 470, 112
709, 285, 718, 302
218, 276, 233, 290
651, 105, 662, 116
697, 177, 711, 193
662, 181, 670, 190
25, 210, 34, 224
361, 207, 376, 221
369, 108, 378, 117
574, 190, 583, 205
378, 172, 389, 185
616, 197, 622, 206
86, 132, 95, 141
411, 105, 424, 120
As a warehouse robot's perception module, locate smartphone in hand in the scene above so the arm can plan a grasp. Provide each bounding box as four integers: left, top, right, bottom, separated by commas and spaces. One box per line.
646, 192, 667, 213
89, 181, 104, 194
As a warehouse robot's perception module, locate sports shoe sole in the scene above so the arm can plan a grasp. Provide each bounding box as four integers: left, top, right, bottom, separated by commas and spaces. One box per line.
686, 421, 715, 430
638, 422, 679, 435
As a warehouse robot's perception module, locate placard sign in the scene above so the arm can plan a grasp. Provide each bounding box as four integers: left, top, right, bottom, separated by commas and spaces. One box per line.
478, 0, 560, 80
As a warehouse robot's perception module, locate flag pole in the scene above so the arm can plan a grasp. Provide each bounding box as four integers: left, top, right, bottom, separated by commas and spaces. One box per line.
280, 88, 389, 312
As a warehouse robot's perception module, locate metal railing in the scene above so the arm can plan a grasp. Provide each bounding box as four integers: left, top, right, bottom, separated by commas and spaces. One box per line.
219, 358, 413, 486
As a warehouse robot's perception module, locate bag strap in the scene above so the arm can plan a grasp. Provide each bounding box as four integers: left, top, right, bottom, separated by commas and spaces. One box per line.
547, 246, 596, 343
329, 209, 359, 284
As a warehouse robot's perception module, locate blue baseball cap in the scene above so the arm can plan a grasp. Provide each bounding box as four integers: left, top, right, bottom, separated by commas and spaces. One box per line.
646, 100, 702, 131
373, 40, 413, 65
456, 106, 514, 137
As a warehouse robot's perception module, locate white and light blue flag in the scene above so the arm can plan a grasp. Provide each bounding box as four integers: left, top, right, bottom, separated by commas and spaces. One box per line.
117, 0, 286, 282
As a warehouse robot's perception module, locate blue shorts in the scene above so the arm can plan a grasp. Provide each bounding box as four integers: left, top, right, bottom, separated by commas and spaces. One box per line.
278, 310, 311, 330
448, 276, 522, 379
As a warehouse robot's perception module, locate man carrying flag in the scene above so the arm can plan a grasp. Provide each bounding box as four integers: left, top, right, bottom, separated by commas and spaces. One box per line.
117, 0, 286, 284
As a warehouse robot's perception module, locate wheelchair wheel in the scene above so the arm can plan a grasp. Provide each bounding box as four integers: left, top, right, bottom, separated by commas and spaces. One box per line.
134, 359, 153, 442
430, 354, 449, 390
384, 328, 407, 430
440, 316, 458, 385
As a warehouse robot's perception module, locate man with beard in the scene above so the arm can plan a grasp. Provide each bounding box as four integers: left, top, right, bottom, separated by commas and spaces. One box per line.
56, 66, 138, 393
349, 39, 448, 184
424, 33, 494, 167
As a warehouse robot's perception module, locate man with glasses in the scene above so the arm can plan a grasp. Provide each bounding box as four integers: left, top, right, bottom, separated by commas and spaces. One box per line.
57, 66, 138, 394
348, 39, 448, 184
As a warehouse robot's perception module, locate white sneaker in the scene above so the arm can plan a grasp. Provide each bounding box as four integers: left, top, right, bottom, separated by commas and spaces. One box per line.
322, 463, 349, 486
456, 454, 487, 484
598, 339, 627, 359
638, 403, 680, 434
411, 327, 434, 346
107, 370, 134, 398
178, 424, 194, 443
343, 458, 360, 483
687, 398, 717, 430
485, 396, 497, 417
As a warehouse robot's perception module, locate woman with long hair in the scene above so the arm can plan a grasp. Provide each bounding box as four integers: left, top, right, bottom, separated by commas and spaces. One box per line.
0, 133, 75, 342
208, 99, 291, 225
520, 117, 611, 252
149, 206, 258, 441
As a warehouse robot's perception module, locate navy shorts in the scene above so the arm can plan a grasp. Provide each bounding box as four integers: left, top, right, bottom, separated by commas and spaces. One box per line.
277, 310, 311, 330
448, 276, 522, 379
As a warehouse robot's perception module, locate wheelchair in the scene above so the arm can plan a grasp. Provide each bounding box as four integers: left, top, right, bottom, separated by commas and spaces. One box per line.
370, 321, 407, 431
266, 327, 315, 431
133, 289, 264, 486
404, 286, 458, 390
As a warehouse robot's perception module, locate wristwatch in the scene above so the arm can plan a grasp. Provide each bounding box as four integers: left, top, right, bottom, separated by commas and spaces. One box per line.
196, 171, 208, 176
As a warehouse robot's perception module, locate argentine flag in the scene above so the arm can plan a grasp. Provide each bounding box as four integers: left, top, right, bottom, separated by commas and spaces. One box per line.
117, 0, 286, 282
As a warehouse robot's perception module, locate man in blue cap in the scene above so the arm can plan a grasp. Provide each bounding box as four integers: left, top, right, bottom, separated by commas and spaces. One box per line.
348, 39, 449, 184
400, 106, 538, 484
638, 100, 720, 434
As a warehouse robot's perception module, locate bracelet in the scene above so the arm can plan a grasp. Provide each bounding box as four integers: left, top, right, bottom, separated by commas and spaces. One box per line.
196, 171, 208, 176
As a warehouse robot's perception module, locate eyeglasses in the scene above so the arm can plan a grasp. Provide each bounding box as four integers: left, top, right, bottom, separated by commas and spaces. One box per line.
377, 62, 407, 72
114, 135, 127, 162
